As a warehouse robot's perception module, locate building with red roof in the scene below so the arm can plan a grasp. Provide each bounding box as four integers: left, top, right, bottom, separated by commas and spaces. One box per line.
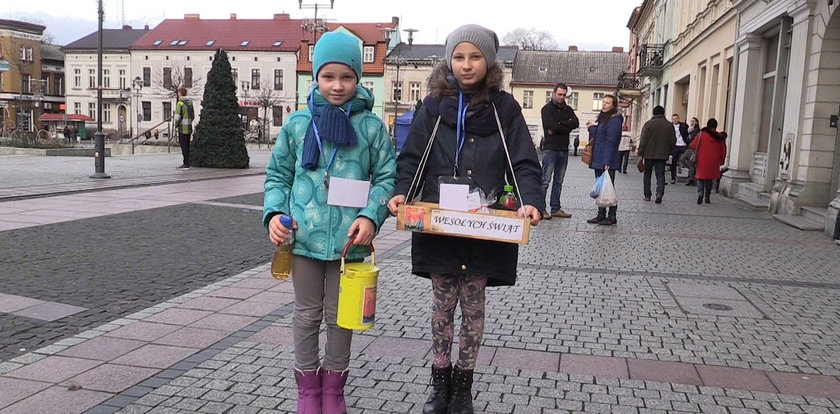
128, 13, 306, 140
296, 18, 399, 119
59, 13, 403, 140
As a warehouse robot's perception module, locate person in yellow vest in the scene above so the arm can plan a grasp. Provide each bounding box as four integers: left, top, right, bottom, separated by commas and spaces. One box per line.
172, 87, 195, 170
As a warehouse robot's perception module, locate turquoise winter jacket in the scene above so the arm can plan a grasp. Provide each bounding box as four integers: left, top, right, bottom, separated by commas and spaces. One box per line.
262, 86, 397, 261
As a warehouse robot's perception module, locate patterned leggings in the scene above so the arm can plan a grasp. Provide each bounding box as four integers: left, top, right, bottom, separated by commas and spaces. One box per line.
431, 273, 487, 370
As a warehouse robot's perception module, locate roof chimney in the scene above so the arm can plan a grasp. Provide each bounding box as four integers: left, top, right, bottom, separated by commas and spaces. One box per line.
568, 45, 578, 51
184, 14, 200, 20
273, 13, 290, 20
612, 46, 625, 53
144, 24, 149, 30
122, 24, 132, 30
230, 13, 237, 20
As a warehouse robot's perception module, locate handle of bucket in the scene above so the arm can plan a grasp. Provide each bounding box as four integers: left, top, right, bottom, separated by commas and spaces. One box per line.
340, 239, 376, 273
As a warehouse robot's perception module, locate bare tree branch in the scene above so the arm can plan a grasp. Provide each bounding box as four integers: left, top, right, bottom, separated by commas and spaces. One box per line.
502, 28, 559, 51
153, 63, 204, 99
250, 79, 283, 141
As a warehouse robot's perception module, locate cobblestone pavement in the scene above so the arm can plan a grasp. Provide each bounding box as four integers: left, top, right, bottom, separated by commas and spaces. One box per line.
1, 153, 839, 413
0, 202, 268, 360
0, 151, 271, 201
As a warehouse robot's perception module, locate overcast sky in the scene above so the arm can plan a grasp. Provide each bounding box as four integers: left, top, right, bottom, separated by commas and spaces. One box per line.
6, 0, 639, 51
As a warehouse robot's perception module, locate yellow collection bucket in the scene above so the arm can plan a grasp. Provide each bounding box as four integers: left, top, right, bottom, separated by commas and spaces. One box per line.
336, 240, 379, 331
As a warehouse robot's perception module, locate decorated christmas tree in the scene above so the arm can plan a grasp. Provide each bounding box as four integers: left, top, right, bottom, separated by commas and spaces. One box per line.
190, 49, 249, 168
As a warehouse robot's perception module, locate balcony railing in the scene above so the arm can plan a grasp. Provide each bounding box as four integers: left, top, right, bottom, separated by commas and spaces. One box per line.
637, 44, 665, 76
617, 72, 642, 90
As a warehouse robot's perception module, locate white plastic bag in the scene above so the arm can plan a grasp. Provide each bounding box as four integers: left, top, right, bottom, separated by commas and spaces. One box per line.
590, 173, 606, 199
595, 174, 618, 207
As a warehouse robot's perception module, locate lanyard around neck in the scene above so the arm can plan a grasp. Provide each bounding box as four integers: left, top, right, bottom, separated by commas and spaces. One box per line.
454, 92, 469, 175
312, 121, 339, 178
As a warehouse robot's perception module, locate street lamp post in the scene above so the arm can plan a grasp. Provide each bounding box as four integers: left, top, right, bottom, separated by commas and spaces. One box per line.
91, 0, 110, 178
240, 80, 251, 133
299, 0, 333, 44
132, 76, 143, 139
381, 28, 418, 140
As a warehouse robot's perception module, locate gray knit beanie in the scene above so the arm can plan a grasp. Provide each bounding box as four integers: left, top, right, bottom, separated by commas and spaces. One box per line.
444, 24, 499, 69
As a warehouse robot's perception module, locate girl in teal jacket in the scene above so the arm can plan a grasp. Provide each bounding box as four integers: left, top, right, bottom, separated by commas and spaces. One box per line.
262, 32, 396, 414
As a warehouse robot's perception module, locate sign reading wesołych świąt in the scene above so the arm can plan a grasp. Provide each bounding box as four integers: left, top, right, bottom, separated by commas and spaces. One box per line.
396, 202, 530, 244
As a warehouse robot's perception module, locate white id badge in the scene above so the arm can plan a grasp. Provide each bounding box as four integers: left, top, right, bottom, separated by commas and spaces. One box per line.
327, 177, 371, 208
439, 183, 470, 211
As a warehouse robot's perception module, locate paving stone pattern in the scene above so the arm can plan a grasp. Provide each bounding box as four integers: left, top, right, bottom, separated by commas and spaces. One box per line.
3, 157, 840, 413
116, 341, 840, 414
0, 203, 269, 360
0, 151, 271, 201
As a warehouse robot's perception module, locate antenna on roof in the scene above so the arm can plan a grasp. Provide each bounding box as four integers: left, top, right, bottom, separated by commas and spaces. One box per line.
120, 0, 126, 26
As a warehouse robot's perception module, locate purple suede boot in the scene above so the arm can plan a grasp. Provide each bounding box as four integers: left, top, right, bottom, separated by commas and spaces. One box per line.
321, 369, 349, 414
294, 368, 322, 414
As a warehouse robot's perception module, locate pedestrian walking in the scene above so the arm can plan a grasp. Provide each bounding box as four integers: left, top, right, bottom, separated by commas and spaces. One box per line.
618, 127, 633, 174
637, 105, 676, 203
585, 94, 623, 225
539, 82, 579, 219
263, 31, 397, 414
387, 24, 543, 414
690, 118, 727, 204
669, 113, 690, 183
172, 87, 195, 170
683, 117, 700, 186
62, 124, 71, 144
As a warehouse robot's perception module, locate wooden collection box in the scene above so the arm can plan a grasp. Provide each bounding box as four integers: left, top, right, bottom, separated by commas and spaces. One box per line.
396, 202, 530, 245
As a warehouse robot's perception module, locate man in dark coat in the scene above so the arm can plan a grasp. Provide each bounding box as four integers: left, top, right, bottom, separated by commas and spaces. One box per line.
638, 105, 676, 203
539, 83, 579, 220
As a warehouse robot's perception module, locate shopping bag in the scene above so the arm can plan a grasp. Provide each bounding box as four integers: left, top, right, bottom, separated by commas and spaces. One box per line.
595, 174, 618, 207
581, 143, 593, 165
590, 173, 606, 199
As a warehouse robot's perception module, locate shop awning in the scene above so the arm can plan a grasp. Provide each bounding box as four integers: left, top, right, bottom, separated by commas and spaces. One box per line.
39, 113, 94, 122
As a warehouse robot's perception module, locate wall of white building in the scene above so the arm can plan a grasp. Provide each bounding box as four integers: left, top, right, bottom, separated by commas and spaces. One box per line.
130, 49, 298, 141
63, 52, 133, 137
64, 49, 298, 141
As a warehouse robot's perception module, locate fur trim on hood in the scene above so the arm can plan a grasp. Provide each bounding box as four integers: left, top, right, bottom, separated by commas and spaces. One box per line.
701, 127, 727, 141
427, 61, 505, 102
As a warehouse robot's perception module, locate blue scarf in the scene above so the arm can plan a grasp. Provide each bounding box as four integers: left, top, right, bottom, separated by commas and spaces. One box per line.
301, 88, 363, 170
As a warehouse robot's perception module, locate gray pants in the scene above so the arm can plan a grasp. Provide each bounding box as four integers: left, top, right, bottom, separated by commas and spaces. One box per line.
291, 255, 352, 371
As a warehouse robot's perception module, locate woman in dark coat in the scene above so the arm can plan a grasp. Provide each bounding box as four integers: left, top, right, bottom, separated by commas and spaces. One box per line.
690, 118, 727, 204
586, 95, 624, 225
387, 24, 543, 414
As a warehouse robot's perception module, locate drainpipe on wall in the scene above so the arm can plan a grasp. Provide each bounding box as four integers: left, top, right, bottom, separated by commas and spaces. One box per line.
724, 10, 741, 171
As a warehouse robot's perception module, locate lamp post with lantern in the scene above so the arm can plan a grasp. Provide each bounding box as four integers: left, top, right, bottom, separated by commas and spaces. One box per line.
132, 76, 143, 139
299, 0, 333, 44
380, 28, 418, 140
91, 0, 110, 178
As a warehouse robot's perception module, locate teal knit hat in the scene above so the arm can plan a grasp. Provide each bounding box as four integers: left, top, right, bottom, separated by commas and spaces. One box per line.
313, 32, 362, 82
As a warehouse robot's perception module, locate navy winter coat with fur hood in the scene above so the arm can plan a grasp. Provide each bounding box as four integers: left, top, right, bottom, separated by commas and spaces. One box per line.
393, 63, 544, 286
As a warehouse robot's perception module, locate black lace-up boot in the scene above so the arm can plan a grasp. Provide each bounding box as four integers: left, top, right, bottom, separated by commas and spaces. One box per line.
422, 364, 451, 414
447, 366, 474, 414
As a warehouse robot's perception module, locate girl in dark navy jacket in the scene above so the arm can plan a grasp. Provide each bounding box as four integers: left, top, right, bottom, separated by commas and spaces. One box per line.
387, 24, 543, 414
586, 94, 624, 225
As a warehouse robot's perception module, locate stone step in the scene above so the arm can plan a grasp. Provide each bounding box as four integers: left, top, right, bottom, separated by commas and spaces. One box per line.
735, 192, 769, 210
773, 214, 824, 231
801, 206, 828, 224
